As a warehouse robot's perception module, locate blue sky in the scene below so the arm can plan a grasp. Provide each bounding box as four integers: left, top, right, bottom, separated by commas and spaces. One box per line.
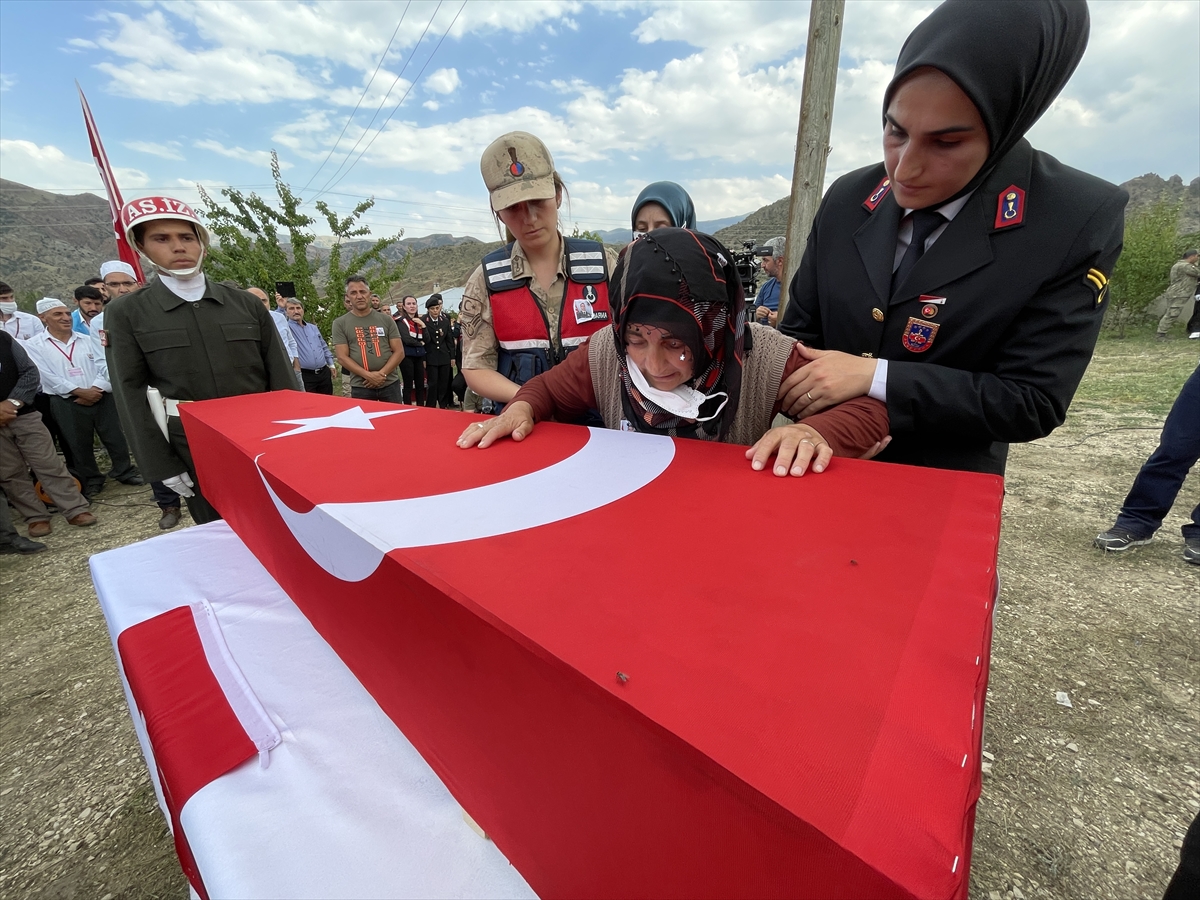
1, 0, 1197, 241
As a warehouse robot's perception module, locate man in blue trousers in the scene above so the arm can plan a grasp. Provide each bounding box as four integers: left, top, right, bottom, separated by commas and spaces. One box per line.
1094, 362, 1200, 565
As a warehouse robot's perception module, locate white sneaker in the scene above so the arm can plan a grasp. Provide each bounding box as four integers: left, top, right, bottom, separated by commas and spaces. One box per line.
1189, 332, 1200, 339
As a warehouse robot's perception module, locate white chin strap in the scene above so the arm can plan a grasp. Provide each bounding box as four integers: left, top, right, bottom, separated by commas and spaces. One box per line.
149, 247, 206, 279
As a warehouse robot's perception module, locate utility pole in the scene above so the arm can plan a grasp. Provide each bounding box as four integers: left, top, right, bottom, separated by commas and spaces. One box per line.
778, 0, 844, 324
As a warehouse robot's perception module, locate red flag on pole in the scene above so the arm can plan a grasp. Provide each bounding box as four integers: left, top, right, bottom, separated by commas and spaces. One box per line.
76, 82, 144, 281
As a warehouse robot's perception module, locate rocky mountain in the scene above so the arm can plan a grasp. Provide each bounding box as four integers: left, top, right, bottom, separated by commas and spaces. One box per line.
0, 179, 119, 302
2, 173, 1196, 308
1121, 173, 1200, 235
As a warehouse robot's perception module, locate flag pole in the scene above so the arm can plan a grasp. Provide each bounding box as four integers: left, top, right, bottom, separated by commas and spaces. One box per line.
76, 81, 145, 281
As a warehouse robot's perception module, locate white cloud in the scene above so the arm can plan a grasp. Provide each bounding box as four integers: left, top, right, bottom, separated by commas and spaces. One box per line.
91, 10, 324, 105
0, 74, 15, 92
79, 1, 588, 107
123, 140, 186, 161
423, 100, 440, 111
327, 70, 412, 109
425, 67, 461, 95
0, 139, 149, 193
194, 139, 291, 169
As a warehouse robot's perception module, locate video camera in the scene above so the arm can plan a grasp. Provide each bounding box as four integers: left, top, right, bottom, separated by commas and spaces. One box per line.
731, 240, 772, 299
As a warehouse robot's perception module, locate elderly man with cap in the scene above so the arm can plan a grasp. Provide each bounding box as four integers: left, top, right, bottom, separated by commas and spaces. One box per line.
0, 282, 44, 342
753, 237, 785, 328
89, 261, 142, 343
103, 196, 296, 524
0, 330, 96, 537
25, 298, 142, 498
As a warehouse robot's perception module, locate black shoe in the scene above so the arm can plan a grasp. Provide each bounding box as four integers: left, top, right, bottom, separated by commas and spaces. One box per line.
1155, 333, 1170, 342
1, 534, 48, 554
117, 474, 146, 486
1094, 526, 1153, 552
1184, 536, 1200, 565
158, 506, 182, 530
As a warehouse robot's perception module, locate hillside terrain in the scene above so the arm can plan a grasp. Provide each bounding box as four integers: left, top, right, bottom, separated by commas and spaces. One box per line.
2, 173, 1196, 305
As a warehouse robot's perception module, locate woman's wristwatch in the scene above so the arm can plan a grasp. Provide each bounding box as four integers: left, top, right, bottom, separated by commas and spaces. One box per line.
6, 398, 22, 409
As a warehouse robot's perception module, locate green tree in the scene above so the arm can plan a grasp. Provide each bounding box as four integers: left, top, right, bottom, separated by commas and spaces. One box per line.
314, 198, 410, 328
1106, 197, 1183, 336
197, 151, 407, 327
570, 224, 605, 243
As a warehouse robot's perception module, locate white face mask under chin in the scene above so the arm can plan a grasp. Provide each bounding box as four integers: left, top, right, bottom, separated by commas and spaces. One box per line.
626, 355, 728, 422
0, 302, 18, 315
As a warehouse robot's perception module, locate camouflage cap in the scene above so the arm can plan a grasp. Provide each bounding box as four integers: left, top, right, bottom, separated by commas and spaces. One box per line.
480, 131, 557, 212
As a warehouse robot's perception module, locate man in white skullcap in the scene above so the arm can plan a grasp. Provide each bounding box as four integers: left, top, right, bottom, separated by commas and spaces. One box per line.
26, 298, 142, 499
90, 261, 142, 343
0, 281, 44, 341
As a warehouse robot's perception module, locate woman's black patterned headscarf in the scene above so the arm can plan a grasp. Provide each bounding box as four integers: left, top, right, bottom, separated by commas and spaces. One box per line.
885, 0, 1090, 202
609, 228, 745, 441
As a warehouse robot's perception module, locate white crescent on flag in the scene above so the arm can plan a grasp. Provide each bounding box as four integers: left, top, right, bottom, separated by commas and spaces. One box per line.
257, 427, 676, 582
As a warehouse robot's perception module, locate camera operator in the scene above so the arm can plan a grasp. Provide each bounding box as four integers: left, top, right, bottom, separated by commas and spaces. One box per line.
754, 236, 785, 328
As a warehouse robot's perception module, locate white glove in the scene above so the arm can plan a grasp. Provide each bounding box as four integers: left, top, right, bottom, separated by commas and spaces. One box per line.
162, 472, 195, 498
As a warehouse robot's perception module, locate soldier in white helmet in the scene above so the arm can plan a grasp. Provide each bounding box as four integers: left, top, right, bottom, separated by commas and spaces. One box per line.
103, 196, 296, 523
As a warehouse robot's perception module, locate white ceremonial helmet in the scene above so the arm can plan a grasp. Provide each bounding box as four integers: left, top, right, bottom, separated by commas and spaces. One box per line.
120, 196, 211, 278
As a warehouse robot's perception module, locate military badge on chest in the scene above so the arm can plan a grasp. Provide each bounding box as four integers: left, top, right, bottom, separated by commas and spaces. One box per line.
901, 316, 939, 353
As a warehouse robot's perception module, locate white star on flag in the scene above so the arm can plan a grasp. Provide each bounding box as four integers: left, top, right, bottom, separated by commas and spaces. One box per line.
265, 406, 414, 440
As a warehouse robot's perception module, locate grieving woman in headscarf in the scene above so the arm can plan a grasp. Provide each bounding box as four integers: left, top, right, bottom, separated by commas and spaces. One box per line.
631, 182, 697, 235
458, 228, 889, 477
777, 0, 1127, 475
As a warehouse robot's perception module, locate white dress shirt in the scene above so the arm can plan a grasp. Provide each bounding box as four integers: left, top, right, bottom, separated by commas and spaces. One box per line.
0, 310, 45, 341
870, 192, 975, 402
25, 330, 112, 397
271, 308, 300, 362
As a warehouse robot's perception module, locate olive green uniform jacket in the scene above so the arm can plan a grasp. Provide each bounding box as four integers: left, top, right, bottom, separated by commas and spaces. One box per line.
104, 277, 296, 482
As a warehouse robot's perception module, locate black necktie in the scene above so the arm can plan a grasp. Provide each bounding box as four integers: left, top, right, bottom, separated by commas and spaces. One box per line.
891, 208, 945, 296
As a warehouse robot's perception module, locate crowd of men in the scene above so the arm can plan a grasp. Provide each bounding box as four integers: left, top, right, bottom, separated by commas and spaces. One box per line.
0, 258, 468, 556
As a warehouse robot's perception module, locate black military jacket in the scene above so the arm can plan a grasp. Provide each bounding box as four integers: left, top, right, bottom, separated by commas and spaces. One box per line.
781, 139, 1127, 474
104, 277, 296, 481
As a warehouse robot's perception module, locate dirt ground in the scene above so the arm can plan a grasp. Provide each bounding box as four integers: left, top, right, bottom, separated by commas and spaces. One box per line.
1, 333, 1196, 900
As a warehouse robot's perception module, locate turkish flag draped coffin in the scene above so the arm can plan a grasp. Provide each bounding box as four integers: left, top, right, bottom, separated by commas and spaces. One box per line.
183, 392, 1003, 900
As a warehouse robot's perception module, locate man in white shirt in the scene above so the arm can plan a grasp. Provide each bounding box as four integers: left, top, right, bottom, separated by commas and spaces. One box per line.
26, 298, 143, 498
249, 287, 303, 390
0, 281, 44, 342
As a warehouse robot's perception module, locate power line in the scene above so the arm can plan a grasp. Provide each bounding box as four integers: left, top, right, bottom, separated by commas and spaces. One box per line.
313, 0, 467, 202
309, 0, 445, 202
299, 3, 411, 194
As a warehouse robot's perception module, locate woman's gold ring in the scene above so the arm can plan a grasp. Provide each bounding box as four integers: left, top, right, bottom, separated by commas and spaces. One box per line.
475, 423, 485, 428
806, 391, 814, 401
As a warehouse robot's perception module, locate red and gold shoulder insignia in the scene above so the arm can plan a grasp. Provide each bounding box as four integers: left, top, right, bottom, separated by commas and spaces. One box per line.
994, 185, 1026, 229
862, 177, 892, 211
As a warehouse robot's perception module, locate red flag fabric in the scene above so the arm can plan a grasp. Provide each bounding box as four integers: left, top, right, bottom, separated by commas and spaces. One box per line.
76, 83, 144, 281
183, 392, 1003, 899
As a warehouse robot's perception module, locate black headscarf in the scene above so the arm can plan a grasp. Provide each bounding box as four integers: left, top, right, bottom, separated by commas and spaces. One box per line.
884, 0, 1090, 201
609, 228, 745, 441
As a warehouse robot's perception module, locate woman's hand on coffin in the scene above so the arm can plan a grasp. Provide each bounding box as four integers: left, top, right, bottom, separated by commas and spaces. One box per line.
745, 423, 832, 477
456, 401, 536, 449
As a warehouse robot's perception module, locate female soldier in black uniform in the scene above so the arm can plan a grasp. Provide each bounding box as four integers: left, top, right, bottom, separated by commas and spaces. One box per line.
778, 0, 1127, 475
